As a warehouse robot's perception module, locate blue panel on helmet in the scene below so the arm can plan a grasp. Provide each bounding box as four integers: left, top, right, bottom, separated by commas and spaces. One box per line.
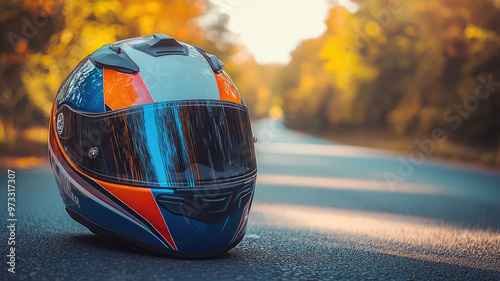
152, 187, 246, 253
67, 194, 166, 248
58, 59, 104, 113
49, 149, 166, 248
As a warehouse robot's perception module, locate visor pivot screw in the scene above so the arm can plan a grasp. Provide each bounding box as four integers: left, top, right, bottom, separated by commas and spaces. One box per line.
253, 136, 258, 143
56, 113, 64, 135
88, 147, 99, 159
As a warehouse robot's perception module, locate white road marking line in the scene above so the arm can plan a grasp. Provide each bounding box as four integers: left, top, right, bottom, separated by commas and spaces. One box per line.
257, 174, 445, 194
257, 142, 397, 158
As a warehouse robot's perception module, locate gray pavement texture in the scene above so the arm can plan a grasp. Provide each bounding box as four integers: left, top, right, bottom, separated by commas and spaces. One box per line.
1, 118, 500, 280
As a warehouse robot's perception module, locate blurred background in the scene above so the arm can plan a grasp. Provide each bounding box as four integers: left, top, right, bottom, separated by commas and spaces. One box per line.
1, 0, 500, 168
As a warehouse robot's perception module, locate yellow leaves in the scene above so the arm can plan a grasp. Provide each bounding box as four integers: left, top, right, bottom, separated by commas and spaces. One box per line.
463, 23, 500, 58
321, 37, 349, 70
145, 1, 160, 13
41, 55, 54, 67
93, 0, 122, 21
320, 33, 378, 92
299, 74, 316, 93
0, 121, 4, 141
21, 71, 54, 117
138, 16, 155, 35
122, 4, 143, 20
23, 126, 48, 143
318, 6, 383, 99
79, 23, 119, 54
268, 106, 283, 119
254, 86, 271, 117
63, 1, 93, 31
60, 29, 73, 45
320, 37, 355, 90
464, 24, 487, 40
365, 21, 381, 37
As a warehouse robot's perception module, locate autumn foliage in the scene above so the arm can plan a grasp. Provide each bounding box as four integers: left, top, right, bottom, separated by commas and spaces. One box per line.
1, 0, 499, 163
280, 0, 500, 158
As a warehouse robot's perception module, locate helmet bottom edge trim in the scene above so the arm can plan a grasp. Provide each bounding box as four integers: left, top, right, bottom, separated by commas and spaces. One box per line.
65, 207, 244, 259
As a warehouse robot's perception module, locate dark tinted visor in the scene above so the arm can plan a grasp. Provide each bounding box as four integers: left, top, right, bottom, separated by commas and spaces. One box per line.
56, 101, 257, 187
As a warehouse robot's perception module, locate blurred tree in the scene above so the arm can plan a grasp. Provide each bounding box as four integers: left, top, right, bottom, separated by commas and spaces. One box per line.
20, 0, 209, 119
0, 0, 59, 148
1, 0, 211, 152
3, 0, 500, 160
281, 0, 500, 152
1, 0, 276, 154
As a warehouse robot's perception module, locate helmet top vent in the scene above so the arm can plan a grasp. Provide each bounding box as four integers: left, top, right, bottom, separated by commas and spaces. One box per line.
133, 34, 189, 57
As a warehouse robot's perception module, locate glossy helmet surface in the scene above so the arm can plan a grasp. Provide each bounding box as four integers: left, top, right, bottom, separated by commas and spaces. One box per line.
48, 34, 257, 258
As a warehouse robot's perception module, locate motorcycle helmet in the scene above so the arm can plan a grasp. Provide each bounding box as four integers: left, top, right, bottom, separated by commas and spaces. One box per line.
48, 34, 257, 258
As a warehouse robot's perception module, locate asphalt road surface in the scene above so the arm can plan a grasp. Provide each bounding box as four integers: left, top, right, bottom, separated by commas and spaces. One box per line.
2, 118, 500, 280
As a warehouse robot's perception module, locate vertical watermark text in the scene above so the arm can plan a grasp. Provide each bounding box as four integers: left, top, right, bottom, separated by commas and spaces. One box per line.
6, 169, 17, 274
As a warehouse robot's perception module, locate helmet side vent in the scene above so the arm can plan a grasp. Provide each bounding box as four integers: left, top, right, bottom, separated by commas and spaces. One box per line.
91, 45, 140, 74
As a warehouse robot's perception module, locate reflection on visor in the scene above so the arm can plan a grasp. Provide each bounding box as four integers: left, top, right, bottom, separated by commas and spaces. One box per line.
57, 101, 257, 187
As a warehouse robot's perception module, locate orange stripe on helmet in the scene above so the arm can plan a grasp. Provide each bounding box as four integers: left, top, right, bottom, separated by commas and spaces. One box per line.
50, 103, 177, 250
95, 180, 178, 251
214, 71, 242, 104
103, 68, 154, 110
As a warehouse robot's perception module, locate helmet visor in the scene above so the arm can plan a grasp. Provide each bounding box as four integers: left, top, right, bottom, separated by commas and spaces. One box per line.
56, 101, 257, 187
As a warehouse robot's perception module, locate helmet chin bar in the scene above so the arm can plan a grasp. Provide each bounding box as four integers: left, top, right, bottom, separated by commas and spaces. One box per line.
156, 176, 255, 225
